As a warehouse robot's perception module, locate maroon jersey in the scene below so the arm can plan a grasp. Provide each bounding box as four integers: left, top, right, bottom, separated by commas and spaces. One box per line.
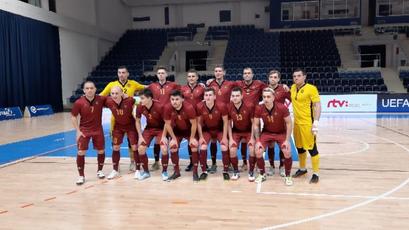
105, 97, 135, 126
148, 81, 179, 106
181, 84, 205, 106
272, 84, 291, 104
254, 102, 290, 134
196, 102, 227, 131
236, 80, 267, 104
135, 100, 164, 129
164, 101, 197, 133
207, 80, 236, 104
71, 95, 106, 134
227, 102, 254, 133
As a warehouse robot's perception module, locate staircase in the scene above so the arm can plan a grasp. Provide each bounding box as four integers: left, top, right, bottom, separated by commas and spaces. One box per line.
381, 68, 406, 93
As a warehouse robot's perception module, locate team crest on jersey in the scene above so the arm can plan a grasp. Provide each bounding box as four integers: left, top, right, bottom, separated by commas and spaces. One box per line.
95, 102, 99, 105
127, 84, 131, 87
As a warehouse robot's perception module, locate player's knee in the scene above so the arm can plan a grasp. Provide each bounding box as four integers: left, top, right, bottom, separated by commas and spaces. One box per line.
77, 151, 86, 156
138, 146, 146, 153
309, 144, 319, 156
200, 145, 207, 151
220, 145, 228, 152
131, 145, 137, 151
113, 145, 120, 151
229, 147, 237, 154
97, 150, 104, 155
297, 147, 306, 154
282, 149, 291, 158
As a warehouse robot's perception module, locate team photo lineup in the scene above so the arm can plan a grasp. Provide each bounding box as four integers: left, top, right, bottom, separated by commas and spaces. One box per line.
71, 65, 321, 186
3, 0, 409, 228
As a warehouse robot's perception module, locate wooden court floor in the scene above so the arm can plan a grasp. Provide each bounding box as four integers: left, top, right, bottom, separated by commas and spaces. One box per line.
0, 113, 409, 229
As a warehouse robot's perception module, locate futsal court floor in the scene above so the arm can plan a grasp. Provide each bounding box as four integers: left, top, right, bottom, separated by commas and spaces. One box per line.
0, 112, 408, 229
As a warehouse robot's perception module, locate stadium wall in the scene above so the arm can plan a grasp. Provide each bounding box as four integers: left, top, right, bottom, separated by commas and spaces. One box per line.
131, 0, 270, 29
0, 0, 131, 106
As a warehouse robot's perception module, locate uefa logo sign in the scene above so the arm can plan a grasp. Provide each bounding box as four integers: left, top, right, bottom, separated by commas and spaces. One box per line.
30, 106, 37, 114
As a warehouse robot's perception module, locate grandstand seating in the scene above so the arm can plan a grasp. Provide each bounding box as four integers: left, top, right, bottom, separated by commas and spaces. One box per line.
399, 69, 409, 92
69, 28, 188, 102
71, 25, 389, 102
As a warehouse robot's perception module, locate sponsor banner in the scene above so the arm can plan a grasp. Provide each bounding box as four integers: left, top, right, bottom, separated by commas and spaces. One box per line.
24, 104, 54, 117
0, 107, 23, 121
377, 94, 409, 112
321, 94, 377, 112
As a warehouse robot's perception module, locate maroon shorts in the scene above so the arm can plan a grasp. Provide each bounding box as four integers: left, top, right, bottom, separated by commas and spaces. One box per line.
173, 131, 198, 148
202, 130, 224, 145
141, 128, 163, 146
112, 126, 138, 146
78, 129, 105, 151
257, 132, 286, 149
231, 132, 252, 148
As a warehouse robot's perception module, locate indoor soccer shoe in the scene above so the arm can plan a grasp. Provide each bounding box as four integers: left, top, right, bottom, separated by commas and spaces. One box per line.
76, 176, 85, 185
248, 172, 255, 182
267, 167, 275, 176
133, 170, 141, 180
284, 176, 294, 186
97, 170, 105, 179
167, 172, 181, 181
209, 164, 217, 174
193, 173, 199, 182
185, 163, 193, 172
161, 171, 169, 181
255, 174, 266, 183
293, 169, 307, 178
231, 172, 240, 180
310, 174, 319, 184
199, 172, 208, 181
107, 170, 119, 180
223, 172, 230, 181
279, 167, 286, 177
138, 171, 151, 181
150, 161, 160, 171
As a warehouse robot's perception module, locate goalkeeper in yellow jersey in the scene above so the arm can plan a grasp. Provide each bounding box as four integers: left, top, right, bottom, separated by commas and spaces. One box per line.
290, 69, 321, 184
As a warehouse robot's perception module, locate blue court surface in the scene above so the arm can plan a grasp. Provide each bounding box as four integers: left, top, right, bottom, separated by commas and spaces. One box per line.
2, 113, 408, 166
0, 128, 299, 166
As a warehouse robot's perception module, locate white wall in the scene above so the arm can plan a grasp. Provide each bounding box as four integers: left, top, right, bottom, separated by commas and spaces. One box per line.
59, 29, 99, 105
96, 0, 132, 35
56, 0, 97, 25
132, 0, 270, 29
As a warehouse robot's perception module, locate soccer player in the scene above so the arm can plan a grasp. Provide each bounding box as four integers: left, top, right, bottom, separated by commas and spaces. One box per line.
135, 89, 168, 180
100, 66, 145, 171
104, 86, 138, 180
266, 70, 291, 177
162, 90, 199, 181
180, 69, 205, 172
206, 65, 236, 173
253, 88, 293, 185
235, 67, 266, 171
71, 81, 107, 185
228, 87, 255, 181
290, 69, 321, 184
147, 66, 179, 171
197, 88, 229, 181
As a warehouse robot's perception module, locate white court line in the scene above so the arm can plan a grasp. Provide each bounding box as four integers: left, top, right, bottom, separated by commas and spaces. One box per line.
259, 191, 409, 201
259, 132, 409, 230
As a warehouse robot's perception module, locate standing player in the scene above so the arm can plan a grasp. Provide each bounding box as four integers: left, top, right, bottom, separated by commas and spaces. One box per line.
162, 90, 199, 181
100, 66, 145, 171
148, 66, 179, 171
235, 67, 266, 171
228, 87, 256, 181
104, 86, 138, 180
253, 88, 293, 185
206, 65, 236, 173
266, 70, 291, 177
290, 69, 321, 184
196, 88, 229, 181
71, 81, 107, 185
180, 69, 205, 172
135, 89, 168, 181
